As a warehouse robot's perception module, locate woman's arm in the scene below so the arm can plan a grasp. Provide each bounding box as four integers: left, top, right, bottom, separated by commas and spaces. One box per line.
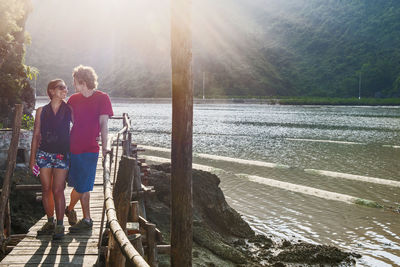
29, 107, 42, 172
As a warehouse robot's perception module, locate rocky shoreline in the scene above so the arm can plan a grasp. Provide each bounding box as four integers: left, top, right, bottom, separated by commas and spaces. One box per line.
146, 163, 361, 266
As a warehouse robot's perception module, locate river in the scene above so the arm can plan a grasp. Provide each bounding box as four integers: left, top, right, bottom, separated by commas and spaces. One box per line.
37, 99, 400, 266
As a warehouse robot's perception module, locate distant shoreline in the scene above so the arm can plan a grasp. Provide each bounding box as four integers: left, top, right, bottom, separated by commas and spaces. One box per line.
35, 96, 400, 106
35, 96, 276, 104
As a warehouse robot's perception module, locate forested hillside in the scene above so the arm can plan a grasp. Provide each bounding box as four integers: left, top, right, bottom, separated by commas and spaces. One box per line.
25, 0, 400, 98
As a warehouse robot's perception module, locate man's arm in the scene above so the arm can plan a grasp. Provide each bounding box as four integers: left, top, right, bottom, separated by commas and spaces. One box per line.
99, 114, 109, 157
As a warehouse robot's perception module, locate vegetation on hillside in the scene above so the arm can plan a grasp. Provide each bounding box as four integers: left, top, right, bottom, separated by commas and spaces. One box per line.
24, 0, 400, 99
256, 0, 400, 98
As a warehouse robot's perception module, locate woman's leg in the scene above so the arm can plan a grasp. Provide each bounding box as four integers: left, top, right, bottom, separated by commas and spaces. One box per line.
39, 168, 54, 218
52, 168, 68, 221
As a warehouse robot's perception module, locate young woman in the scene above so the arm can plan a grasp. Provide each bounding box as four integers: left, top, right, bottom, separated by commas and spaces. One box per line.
65, 65, 113, 233
29, 79, 71, 239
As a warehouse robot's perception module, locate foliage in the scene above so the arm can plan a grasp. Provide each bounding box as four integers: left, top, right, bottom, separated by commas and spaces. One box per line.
0, 0, 35, 127
21, 114, 34, 130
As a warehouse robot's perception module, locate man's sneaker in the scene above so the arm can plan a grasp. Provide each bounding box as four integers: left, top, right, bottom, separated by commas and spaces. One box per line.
53, 225, 65, 240
65, 208, 77, 225
37, 221, 55, 235
68, 219, 93, 233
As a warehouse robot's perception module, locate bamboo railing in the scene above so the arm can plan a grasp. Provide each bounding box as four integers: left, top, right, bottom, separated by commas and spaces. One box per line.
101, 113, 151, 267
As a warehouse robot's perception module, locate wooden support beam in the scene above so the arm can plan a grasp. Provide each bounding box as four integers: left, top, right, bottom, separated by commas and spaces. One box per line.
0, 104, 23, 250
15, 184, 42, 191
157, 245, 171, 255
138, 216, 162, 243
170, 0, 193, 265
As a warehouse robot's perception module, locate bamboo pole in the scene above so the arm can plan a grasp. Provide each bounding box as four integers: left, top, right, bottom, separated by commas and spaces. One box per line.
170, 0, 193, 266
0, 104, 23, 250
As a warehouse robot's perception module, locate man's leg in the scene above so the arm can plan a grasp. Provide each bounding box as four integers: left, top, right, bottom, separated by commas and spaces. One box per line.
65, 189, 79, 226
80, 192, 91, 220
68, 190, 93, 232
67, 189, 81, 211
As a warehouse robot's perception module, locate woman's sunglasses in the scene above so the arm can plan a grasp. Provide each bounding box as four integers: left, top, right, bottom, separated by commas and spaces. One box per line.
54, 85, 67, 90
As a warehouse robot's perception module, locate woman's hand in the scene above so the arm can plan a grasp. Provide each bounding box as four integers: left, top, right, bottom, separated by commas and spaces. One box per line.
29, 159, 37, 174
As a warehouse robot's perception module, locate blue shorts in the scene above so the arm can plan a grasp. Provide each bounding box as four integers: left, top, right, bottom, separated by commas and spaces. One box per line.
68, 152, 99, 193
36, 150, 70, 170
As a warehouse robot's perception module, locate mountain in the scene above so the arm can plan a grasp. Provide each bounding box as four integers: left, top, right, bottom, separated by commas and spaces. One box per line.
25, 0, 400, 98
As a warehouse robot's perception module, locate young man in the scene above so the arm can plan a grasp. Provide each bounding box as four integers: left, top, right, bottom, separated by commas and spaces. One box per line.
65, 65, 113, 232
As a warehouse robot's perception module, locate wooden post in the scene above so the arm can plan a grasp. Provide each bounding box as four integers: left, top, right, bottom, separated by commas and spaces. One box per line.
146, 223, 158, 267
4, 201, 11, 237
0, 104, 23, 249
170, 0, 193, 265
127, 234, 144, 265
127, 132, 132, 157
133, 158, 147, 219
130, 201, 140, 223
107, 155, 134, 267
127, 201, 145, 262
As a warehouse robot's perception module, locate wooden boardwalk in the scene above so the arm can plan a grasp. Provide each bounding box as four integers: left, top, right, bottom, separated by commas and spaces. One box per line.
0, 160, 106, 266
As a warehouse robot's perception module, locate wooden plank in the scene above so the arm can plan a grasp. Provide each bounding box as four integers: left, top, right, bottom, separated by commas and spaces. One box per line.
3, 181, 104, 266
0, 254, 98, 265
7, 242, 98, 247
6, 245, 98, 255
15, 184, 42, 191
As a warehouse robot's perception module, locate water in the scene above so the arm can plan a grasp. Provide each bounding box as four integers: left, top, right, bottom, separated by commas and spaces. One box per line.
36, 100, 400, 266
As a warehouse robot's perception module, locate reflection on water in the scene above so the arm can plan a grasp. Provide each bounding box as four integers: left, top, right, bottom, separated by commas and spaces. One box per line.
36, 100, 400, 266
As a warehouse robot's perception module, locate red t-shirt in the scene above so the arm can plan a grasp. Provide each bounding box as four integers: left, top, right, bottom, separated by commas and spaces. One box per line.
68, 90, 113, 154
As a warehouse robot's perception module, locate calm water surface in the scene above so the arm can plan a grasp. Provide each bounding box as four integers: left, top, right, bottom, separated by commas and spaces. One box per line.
37, 100, 400, 266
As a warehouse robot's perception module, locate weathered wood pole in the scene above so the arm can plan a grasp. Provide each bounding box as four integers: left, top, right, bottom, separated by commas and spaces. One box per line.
170, 0, 193, 266
146, 223, 158, 267
107, 155, 134, 267
0, 104, 23, 248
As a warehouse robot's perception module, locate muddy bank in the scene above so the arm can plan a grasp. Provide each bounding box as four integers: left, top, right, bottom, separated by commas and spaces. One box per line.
146, 163, 361, 266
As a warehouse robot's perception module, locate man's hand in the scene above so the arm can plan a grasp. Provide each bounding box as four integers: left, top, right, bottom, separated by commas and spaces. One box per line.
99, 115, 109, 158
102, 147, 110, 158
